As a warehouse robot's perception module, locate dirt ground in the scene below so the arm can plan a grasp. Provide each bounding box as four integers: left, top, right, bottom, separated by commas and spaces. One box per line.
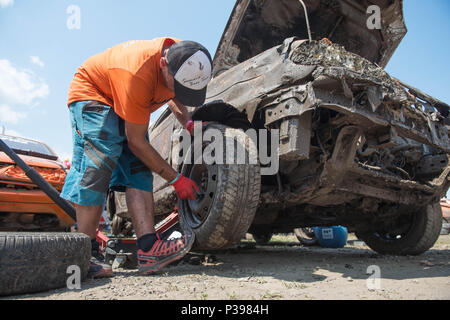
7, 234, 450, 300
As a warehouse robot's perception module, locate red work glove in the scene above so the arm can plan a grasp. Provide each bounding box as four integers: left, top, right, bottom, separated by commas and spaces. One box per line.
185, 120, 208, 136
170, 174, 200, 200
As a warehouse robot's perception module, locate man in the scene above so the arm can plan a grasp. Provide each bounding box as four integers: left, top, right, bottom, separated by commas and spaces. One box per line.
62, 37, 213, 277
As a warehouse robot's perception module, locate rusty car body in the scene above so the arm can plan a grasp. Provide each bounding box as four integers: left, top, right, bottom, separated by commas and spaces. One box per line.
110, 0, 450, 255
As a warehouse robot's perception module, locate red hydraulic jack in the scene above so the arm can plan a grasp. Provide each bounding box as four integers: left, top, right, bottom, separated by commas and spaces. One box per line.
96, 210, 180, 269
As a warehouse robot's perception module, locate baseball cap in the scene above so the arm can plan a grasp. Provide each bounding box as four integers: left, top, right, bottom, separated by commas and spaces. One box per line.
167, 41, 212, 107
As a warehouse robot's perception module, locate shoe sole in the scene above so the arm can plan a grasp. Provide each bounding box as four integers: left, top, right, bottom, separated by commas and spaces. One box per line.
138, 230, 195, 275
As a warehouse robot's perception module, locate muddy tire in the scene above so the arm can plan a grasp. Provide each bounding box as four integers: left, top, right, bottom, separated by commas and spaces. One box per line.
179, 124, 261, 250
294, 228, 318, 246
0, 232, 91, 296
356, 203, 443, 255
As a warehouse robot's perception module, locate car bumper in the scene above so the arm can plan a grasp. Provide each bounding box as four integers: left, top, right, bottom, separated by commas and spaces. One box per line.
0, 188, 74, 228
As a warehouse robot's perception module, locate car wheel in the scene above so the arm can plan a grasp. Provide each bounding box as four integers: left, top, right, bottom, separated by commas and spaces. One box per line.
0, 232, 91, 296
178, 123, 261, 250
356, 203, 443, 255
294, 227, 318, 246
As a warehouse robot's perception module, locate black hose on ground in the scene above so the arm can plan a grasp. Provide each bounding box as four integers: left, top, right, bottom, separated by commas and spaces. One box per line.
0, 138, 76, 222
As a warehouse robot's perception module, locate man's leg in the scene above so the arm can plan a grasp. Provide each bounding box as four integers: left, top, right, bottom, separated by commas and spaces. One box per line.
111, 133, 194, 275
61, 101, 123, 278
126, 188, 155, 237
74, 203, 113, 278
75, 204, 103, 239
132, 189, 195, 275
125, 188, 160, 256
120, 171, 195, 275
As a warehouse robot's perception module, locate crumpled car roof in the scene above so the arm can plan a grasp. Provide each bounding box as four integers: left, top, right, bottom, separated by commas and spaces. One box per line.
212, 0, 407, 77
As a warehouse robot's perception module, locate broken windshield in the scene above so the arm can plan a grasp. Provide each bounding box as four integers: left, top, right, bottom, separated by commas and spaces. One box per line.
0, 134, 58, 160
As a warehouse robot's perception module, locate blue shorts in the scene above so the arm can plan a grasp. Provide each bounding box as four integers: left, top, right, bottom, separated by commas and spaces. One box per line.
61, 100, 153, 206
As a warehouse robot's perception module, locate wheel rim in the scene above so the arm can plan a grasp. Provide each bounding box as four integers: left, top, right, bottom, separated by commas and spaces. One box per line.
302, 227, 316, 238
372, 212, 417, 242
180, 163, 218, 229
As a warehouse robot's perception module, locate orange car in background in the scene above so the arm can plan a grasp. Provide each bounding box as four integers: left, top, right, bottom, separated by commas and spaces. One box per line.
0, 134, 74, 231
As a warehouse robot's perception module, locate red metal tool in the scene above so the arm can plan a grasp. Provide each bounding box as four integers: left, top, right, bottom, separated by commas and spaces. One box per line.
95, 210, 180, 268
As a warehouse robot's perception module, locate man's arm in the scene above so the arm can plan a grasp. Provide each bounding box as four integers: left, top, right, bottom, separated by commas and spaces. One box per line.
125, 121, 178, 182
125, 121, 200, 200
167, 98, 191, 127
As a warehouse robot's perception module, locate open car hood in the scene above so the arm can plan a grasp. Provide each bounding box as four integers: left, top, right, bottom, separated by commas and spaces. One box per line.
212, 0, 407, 77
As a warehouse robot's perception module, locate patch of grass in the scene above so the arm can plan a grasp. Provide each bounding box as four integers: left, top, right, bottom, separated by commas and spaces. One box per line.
283, 281, 308, 289
434, 235, 450, 246
261, 291, 283, 300
254, 277, 268, 284
166, 283, 179, 292
242, 233, 298, 244
269, 234, 298, 243
227, 291, 238, 300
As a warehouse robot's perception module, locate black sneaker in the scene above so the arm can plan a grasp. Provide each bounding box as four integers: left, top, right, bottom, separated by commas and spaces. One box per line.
88, 244, 113, 278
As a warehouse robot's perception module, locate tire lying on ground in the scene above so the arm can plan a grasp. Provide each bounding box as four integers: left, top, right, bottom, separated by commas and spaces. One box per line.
356, 203, 443, 255
294, 227, 318, 246
0, 232, 91, 296
178, 123, 261, 250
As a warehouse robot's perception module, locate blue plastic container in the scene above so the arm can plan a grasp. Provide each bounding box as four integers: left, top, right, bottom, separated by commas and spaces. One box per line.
313, 226, 348, 248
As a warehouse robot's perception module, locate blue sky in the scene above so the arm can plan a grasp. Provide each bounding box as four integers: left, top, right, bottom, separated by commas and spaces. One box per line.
0, 1, 449, 196
0, 0, 236, 159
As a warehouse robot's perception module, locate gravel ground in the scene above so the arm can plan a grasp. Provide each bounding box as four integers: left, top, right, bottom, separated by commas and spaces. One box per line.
7, 234, 450, 300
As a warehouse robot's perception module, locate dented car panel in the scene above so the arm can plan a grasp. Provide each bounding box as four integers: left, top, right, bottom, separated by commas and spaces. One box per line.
207, 38, 449, 154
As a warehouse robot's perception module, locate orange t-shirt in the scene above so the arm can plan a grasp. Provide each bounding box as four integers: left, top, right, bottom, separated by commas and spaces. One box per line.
68, 37, 179, 124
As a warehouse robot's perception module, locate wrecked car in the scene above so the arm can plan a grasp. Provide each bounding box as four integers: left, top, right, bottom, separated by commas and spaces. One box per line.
0, 134, 73, 231
110, 0, 450, 255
